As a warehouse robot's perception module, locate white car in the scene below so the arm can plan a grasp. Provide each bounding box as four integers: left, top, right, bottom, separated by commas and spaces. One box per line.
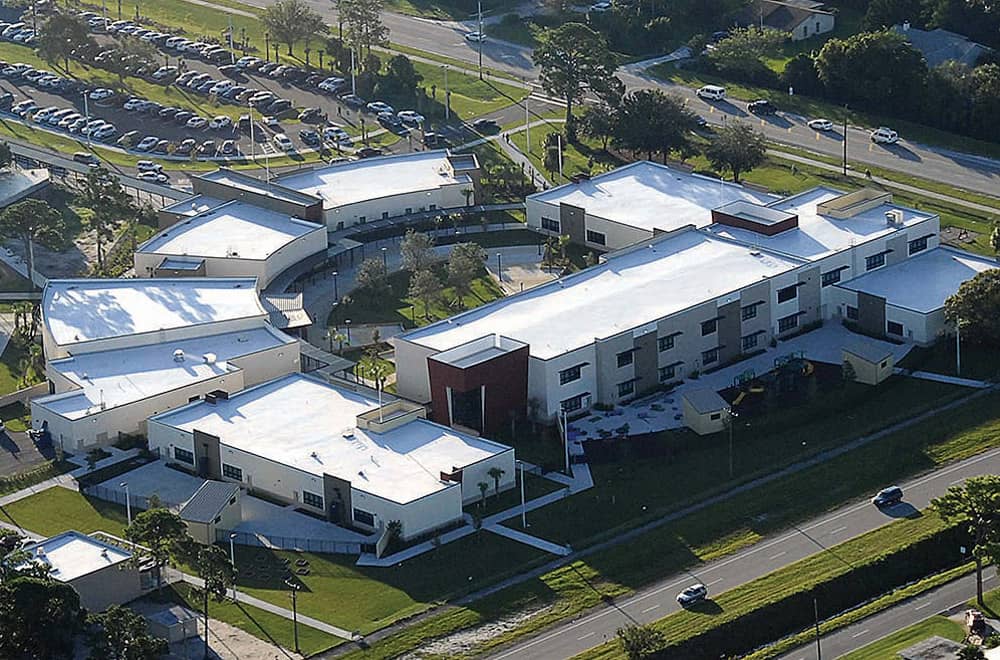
92, 124, 118, 140
397, 110, 425, 125
13, 100, 37, 118
465, 31, 486, 42
186, 116, 208, 129
137, 171, 169, 183
31, 106, 59, 122
273, 133, 294, 151
677, 583, 708, 607
122, 97, 148, 111
81, 120, 109, 136
589, 1, 612, 11
57, 113, 82, 128
323, 126, 351, 143
47, 108, 75, 125
208, 80, 234, 95
134, 136, 159, 152
164, 36, 186, 49
807, 118, 833, 131
235, 56, 262, 69
151, 66, 178, 81
89, 88, 115, 101
135, 160, 161, 173
870, 126, 899, 144
264, 115, 280, 129
366, 101, 394, 115
209, 115, 232, 130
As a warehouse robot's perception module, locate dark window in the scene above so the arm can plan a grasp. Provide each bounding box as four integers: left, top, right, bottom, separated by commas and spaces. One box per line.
702, 348, 719, 365
887, 320, 904, 336
846, 305, 859, 320
214, 516, 221, 524
659, 364, 676, 382
778, 314, 799, 333
429, 204, 437, 211
908, 236, 928, 255
658, 335, 675, 352
821, 270, 841, 287
405, 207, 413, 215
586, 229, 606, 246
541, 217, 560, 232
701, 319, 717, 336
617, 381, 635, 397
865, 253, 886, 271
559, 365, 582, 385
741, 305, 757, 321
174, 447, 194, 465
353, 508, 375, 526
617, 350, 634, 368
561, 395, 584, 412
303, 491, 324, 509
777, 285, 797, 303
222, 463, 243, 481
710, 412, 722, 421
381, 211, 389, 219
358, 216, 366, 224
741, 333, 759, 351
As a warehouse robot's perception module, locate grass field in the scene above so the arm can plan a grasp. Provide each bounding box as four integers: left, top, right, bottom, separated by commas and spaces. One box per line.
901, 341, 1000, 382
839, 616, 966, 660
0, 486, 129, 537
0, 339, 44, 396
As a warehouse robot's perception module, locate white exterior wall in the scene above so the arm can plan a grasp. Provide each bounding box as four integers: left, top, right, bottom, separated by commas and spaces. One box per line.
526, 199, 654, 251
324, 182, 471, 230
351, 485, 463, 540
147, 419, 195, 462
227, 341, 301, 387
790, 12, 836, 41
771, 270, 805, 334
217, 443, 328, 509
392, 337, 439, 403
531, 346, 596, 419
886, 305, 940, 345
457, 448, 516, 504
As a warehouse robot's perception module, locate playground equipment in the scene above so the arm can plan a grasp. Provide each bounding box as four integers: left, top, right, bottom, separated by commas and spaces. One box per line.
731, 352, 815, 408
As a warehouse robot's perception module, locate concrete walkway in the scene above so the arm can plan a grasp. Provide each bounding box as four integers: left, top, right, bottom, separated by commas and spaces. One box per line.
900, 369, 993, 389
486, 524, 571, 556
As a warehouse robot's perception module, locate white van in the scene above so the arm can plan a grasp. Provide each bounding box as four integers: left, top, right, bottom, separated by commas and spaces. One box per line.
697, 85, 726, 101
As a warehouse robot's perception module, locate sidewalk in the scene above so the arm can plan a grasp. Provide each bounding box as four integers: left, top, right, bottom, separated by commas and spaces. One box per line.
900, 369, 993, 389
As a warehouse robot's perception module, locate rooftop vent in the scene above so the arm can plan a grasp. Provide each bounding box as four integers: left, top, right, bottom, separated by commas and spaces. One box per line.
173, 349, 185, 362
342, 429, 355, 440
884, 209, 904, 225
203, 353, 217, 364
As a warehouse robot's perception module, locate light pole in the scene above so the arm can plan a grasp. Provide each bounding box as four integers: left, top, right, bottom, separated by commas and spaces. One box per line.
727, 409, 738, 479
120, 482, 132, 526
955, 317, 963, 376
381, 246, 388, 270
332, 270, 339, 300
496, 252, 502, 282
264, 32, 270, 62
813, 597, 822, 660
518, 460, 527, 528
82, 91, 91, 149
229, 533, 237, 601
477, 0, 484, 81
345, 319, 351, 343
442, 65, 450, 121
285, 579, 301, 654
842, 105, 848, 177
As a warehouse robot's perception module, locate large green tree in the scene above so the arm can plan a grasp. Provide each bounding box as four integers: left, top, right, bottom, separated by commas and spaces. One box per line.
125, 508, 191, 594
931, 475, 1000, 605
339, 0, 389, 57
355, 257, 390, 299
447, 241, 486, 309
706, 121, 767, 183
708, 26, 785, 82
400, 229, 436, 272
944, 269, 1000, 345
36, 13, 95, 71
0, 577, 85, 660
408, 268, 443, 320
0, 198, 64, 276
75, 166, 135, 272
533, 23, 618, 131
376, 54, 422, 98
87, 605, 168, 660
263, 0, 329, 56
612, 89, 698, 163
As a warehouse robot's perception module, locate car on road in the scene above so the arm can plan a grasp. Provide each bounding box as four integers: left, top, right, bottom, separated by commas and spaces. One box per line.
870, 126, 899, 144
273, 133, 294, 151
209, 115, 232, 130
676, 583, 708, 607
134, 135, 158, 152
472, 117, 498, 132
871, 486, 903, 507
747, 99, 776, 115
72, 152, 99, 166
808, 118, 834, 131
137, 171, 169, 183
696, 84, 726, 101
366, 100, 394, 115
465, 31, 486, 42
398, 110, 425, 126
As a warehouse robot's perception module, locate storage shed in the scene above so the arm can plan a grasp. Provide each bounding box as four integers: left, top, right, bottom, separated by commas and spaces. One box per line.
681, 389, 730, 435
842, 344, 895, 386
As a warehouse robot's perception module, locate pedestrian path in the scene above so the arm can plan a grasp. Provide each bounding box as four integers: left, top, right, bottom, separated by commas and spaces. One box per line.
486, 523, 571, 556
898, 368, 992, 389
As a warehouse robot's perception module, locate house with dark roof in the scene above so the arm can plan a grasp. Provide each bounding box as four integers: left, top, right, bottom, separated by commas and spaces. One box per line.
892, 23, 993, 68
738, 0, 836, 41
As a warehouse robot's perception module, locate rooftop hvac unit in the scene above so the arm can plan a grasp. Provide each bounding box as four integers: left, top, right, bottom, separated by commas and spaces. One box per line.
203, 353, 217, 364
173, 349, 185, 362
884, 209, 903, 225
342, 429, 355, 440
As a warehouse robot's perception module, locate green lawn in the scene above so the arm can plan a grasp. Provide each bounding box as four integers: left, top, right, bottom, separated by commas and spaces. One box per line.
0, 339, 44, 396
0, 401, 31, 432
465, 473, 566, 518
901, 341, 1000, 382
164, 583, 342, 657
839, 616, 965, 660
0, 461, 76, 498
0, 486, 128, 537
487, 15, 543, 48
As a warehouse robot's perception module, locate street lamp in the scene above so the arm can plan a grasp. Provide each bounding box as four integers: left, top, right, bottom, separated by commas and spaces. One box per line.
285, 579, 301, 654
264, 32, 270, 62
496, 252, 502, 282
518, 460, 527, 528
229, 533, 237, 601
842, 105, 849, 177
345, 319, 351, 343
381, 246, 388, 270
120, 482, 132, 526
332, 270, 339, 300
726, 409, 738, 479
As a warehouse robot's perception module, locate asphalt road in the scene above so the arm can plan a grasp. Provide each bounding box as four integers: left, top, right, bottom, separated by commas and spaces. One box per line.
488, 446, 1000, 660
777, 570, 998, 660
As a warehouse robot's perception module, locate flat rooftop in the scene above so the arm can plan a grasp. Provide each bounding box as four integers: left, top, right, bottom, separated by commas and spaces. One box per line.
22, 531, 131, 582
43, 278, 265, 347
35, 327, 293, 420
161, 195, 226, 217
705, 187, 935, 261
196, 169, 320, 206
403, 229, 803, 360
839, 247, 997, 313
138, 200, 325, 261
277, 151, 468, 209
528, 161, 776, 233
153, 374, 509, 504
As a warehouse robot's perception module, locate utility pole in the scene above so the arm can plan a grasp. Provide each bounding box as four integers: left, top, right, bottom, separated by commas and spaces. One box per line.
525, 94, 530, 152
813, 597, 822, 660
956, 318, 962, 376
842, 105, 848, 176
477, 0, 484, 80
519, 460, 527, 528
443, 65, 450, 121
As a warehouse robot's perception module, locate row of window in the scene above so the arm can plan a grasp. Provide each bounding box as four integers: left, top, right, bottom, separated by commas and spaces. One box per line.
538, 218, 607, 246
845, 305, 905, 336
354, 508, 375, 527
818, 238, 926, 287
356, 205, 437, 225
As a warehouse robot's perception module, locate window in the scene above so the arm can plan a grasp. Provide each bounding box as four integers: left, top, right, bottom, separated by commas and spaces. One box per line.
865, 253, 886, 271
702, 348, 719, 365
846, 305, 859, 320
617, 381, 635, 397
586, 229, 606, 246
777, 285, 798, 303
778, 314, 799, 333
303, 491, 324, 509
429, 204, 437, 211
659, 364, 676, 382
710, 412, 722, 421
887, 320, 904, 336
358, 216, 366, 224
617, 350, 634, 368
559, 365, 582, 385
701, 319, 717, 336
405, 207, 413, 215
909, 236, 928, 255
222, 463, 243, 481
658, 335, 675, 352
741, 333, 759, 351
174, 447, 194, 465
353, 508, 375, 526
561, 394, 585, 413
541, 217, 560, 232
741, 305, 758, 321
382, 211, 389, 219
821, 270, 842, 287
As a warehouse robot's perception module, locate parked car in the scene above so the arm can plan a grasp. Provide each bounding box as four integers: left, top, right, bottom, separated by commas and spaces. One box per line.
398, 110, 425, 126
151, 65, 177, 81
88, 87, 115, 101
152, 139, 170, 153
186, 116, 208, 129
471, 117, 498, 132
235, 56, 262, 69
747, 99, 776, 115
465, 31, 485, 42
173, 110, 194, 124
273, 133, 294, 151
265, 99, 292, 114
137, 170, 169, 183
116, 130, 139, 146
135, 160, 162, 173
871, 486, 903, 507
72, 152, 99, 166
339, 93, 365, 108
264, 115, 280, 129
92, 124, 117, 140
377, 111, 403, 131
870, 126, 899, 144
298, 107, 324, 122
134, 135, 159, 151
158, 106, 181, 120
198, 140, 216, 154
807, 118, 834, 131
356, 146, 382, 158
299, 129, 321, 146
676, 584, 708, 607
175, 138, 196, 155
696, 84, 726, 101
366, 100, 394, 115
323, 125, 352, 144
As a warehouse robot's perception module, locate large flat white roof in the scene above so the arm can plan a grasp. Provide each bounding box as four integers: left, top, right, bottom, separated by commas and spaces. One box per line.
840, 247, 997, 313
153, 374, 508, 504
403, 229, 803, 360
277, 151, 469, 209
529, 161, 777, 233
43, 278, 265, 347
35, 327, 293, 420
161, 195, 227, 217
196, 170, 321, 206
138, 200, 325, 261
705, 187, 936, 261
22, 531, 131, 582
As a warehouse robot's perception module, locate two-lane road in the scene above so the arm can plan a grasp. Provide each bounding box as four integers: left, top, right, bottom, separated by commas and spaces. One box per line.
489, 446, 1000, 659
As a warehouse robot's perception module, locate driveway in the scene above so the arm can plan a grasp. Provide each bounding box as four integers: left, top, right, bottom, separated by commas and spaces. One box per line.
0, 428, 57, 477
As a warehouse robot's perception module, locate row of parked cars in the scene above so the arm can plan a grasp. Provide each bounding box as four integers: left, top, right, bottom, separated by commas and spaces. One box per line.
0, 21, 36, 45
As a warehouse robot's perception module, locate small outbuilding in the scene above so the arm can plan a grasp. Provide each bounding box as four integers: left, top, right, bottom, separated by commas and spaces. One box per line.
842, 344, 895, 386
179, 480, 242, 545
681, 389, 730, 435
898, 635, 965, 660
146, 605, 199, 643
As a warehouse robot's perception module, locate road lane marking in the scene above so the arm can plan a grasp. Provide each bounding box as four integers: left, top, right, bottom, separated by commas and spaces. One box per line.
642, 604, 660, 613
915, 602, 932, 610
578, 632, 595, 640
769, 551, 787, 560
707, 578, 723, 586
950, 477, 966, 485
830, 525, 847, 534
852, 629, 869, 638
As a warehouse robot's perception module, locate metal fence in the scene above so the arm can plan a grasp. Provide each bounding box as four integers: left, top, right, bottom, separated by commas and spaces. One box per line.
218, 528, 366, 556
83, 483, 184, 512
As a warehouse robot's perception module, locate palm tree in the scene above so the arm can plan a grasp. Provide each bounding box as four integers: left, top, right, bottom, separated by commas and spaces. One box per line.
487, 467, 505, 496
477, 481, 489, 506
